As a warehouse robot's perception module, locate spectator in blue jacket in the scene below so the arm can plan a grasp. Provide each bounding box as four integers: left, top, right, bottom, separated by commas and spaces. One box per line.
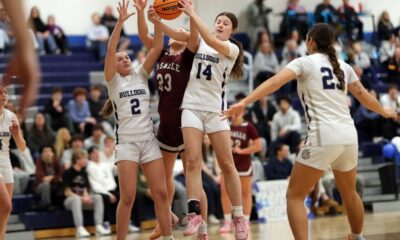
265, 144, 293, 180
67, 88, 96, 135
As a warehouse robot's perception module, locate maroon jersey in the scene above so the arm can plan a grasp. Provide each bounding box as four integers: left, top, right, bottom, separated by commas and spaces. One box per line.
231, 121, 260, 176
156, 48, 196, 150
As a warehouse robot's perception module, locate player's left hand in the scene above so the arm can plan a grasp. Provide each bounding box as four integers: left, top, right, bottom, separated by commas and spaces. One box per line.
232, 146, 243, 155
9, 120, 20, 136
117, 0, 135, 22
222, 101, 245, 122
178, 0, 195, 16
148, 5, 161, 24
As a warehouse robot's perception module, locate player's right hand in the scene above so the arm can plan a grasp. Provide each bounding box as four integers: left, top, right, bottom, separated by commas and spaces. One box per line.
383, 107, 398, 121
222, 101, 245, 122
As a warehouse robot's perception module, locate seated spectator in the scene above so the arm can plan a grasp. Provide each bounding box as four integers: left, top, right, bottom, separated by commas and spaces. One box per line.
10, 151, 30, 195
0, 8, 11, 52
271, 96, 301, 153
84, 124, 106, 152
27, 112, 55, 158
280, 39, 302, 68
253, 31, 271, 54
88, 85, 113, 136
131, 48, 146, 70
322, 168, 365, 201
350, 42, 370, 69
101, 5, 130, 51
282, 30, 307, 57
35, 145, 63, 210
309, 180, 340, 216
380, 84, 400, 139
62, 150, 110, 237
253, 41, 279, 88
279, 0, 308, 40
43, 87, 71, 132
264, 144, 293, 180
29, 6, 59, 54
68, 87, 96, 135
380, 35, 397, 64
61, 135, 85, 169
47, 15, 69, 54
337, 0, 364, 41
354, 89, 382, 141
378, 11, 395, 41
314, 0, 339, 26
86, 147, 117, 230
87, 13, 109, 61
386, 45, 400, 84
245, 0, 272, 51
100, 136, 115, 164
54, 128, 71, 160
250, 95, 277, 146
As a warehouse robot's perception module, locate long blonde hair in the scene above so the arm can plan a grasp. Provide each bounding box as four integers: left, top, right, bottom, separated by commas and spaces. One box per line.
54, 128, 71, 159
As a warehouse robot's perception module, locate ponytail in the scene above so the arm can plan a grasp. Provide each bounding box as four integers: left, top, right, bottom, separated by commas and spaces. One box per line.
101, 98, 114, 118
327, 46, 345, 91
229, 38, 244, 80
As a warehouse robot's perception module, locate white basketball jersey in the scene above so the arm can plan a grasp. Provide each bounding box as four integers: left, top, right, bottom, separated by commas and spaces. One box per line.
286, 53, 358, 146
0, 109, 16, 167
106, 66, 154, 144
182, 38, 239, 113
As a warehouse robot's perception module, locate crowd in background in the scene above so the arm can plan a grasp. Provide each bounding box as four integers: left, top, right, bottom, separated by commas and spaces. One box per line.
1, 0, 400, 233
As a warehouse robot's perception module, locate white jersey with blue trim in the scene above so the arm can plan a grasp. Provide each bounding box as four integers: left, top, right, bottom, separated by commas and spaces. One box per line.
106, 66, 154, 144
182, 38, 239, 113
286, 53, 358, 146
0, 109, 16, 167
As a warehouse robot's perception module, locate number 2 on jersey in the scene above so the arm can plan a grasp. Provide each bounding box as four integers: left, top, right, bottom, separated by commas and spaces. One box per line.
196, 63, 212, 81
130, 99, 141, 115
321, 67, 341, 90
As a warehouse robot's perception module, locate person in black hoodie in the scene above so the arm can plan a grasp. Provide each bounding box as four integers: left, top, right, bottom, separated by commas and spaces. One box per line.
29, 6, 59, 54
101, 5, 131, 51
43, 87, 72, 132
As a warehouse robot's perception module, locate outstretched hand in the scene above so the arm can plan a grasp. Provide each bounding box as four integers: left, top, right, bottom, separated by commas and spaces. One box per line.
383, 107, 399, 121
221, 101, 246, 122
147, 5, 161, 24
117, 0, 135, 22
133, 0, 147, 12
178, 0, 195, 17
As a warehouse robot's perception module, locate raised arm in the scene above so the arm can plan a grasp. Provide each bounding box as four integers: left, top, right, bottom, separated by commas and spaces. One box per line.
134, 0, 153, 50
348, 80, 397, 120
179, 0, 229, 57
2, 0, 40, 110
149, 8, 190, 43
104, 0, 135, 81
223, 68, 296, 121
142, 24, 163, 75
186, 16, 200, 52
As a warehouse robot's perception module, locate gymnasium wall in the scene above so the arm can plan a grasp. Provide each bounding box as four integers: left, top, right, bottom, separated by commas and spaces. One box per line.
24, 0, 400, 35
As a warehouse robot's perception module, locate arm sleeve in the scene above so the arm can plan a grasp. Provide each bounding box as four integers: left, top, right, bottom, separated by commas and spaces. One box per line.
247, 122, 260, 140
227, 40, 240, 59
285, 57, 303, 77
346, 63, 359, 84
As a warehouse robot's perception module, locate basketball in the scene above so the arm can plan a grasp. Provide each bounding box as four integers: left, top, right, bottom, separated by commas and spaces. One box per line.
153, 0, 182, 20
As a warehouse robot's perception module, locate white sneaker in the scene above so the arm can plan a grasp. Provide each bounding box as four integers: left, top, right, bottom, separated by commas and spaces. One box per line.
208, 214, 220, 224
128, 223, 140, 233
76, 226, 90, 238
96, 224, 111, 236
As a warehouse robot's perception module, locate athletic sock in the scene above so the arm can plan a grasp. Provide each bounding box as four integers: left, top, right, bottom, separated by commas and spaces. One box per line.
198, 222, 208, 235
162, 235, 174, 240
351, 233, 365, 240
224, 214, 232, 222
244, 215, 250, 221
187, 199, 201, 215
232, 206, 244, 217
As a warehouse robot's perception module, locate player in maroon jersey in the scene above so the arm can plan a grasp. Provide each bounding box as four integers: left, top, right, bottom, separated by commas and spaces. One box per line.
134, 1, 208, 239
219, 113, 262, 234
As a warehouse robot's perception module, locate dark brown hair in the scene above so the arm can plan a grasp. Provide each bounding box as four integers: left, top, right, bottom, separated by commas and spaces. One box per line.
73, 87, 87, 97
307, 23, 345, 91
215, 12, 244, 80
101, 98, 113, 118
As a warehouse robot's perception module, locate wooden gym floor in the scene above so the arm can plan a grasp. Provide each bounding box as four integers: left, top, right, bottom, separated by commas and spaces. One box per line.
45, 211, 400, 240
